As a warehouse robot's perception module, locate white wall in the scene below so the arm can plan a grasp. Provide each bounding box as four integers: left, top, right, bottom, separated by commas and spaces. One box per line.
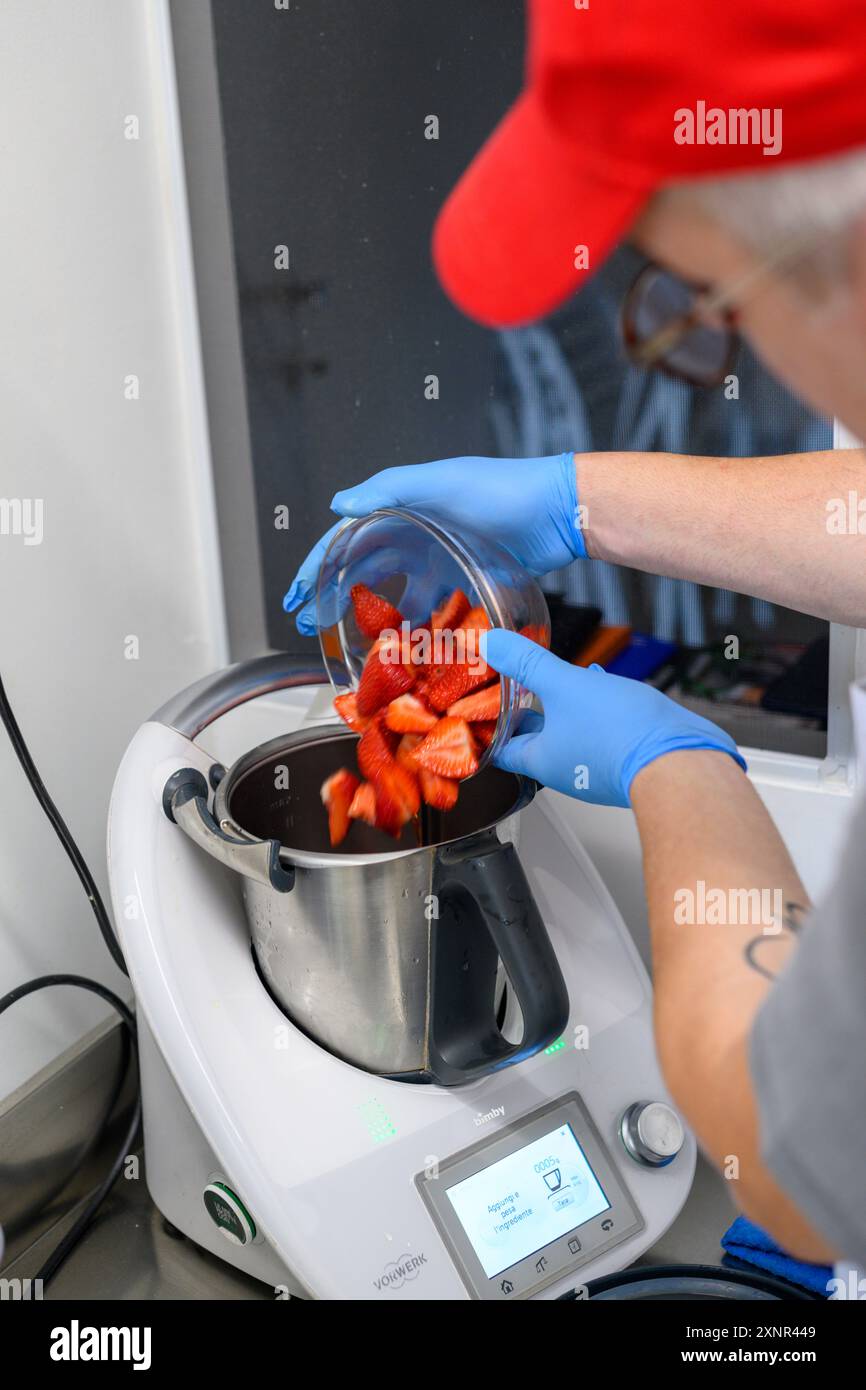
0, 0, 227, 1099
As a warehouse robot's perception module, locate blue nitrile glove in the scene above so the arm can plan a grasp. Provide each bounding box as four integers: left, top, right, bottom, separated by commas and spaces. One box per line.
483, 629, 747, 807
283, 453, 585, 634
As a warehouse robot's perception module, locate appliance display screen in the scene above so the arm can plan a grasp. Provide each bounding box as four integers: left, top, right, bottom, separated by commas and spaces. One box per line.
444, 1122, 611, 1279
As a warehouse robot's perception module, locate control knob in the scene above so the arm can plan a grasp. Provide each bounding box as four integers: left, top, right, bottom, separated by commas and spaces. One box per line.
620, 1101, 684, 1167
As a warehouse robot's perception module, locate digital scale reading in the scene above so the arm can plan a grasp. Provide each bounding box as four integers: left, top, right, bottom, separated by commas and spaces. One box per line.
444, 1123, 611, 1279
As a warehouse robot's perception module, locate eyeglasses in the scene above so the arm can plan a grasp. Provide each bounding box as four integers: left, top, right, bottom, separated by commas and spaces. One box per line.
622, 231, 819, 388
622, 266, 738, 387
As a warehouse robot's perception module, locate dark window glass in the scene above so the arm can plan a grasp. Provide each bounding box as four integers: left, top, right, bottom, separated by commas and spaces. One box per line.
210, 0, 830, 756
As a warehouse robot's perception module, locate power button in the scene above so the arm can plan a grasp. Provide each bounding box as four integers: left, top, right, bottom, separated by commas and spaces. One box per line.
203, 1181, 257, 1246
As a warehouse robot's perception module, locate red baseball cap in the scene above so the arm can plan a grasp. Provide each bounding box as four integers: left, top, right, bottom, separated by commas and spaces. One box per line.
432, 0, 866, 327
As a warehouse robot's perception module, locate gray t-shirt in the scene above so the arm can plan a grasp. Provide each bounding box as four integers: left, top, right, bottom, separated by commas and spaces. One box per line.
750, 683, 866, 1266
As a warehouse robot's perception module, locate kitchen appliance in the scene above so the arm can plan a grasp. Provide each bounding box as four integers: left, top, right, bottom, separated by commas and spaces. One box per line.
166, 722, 568, 1085
107, 655, 695, 1300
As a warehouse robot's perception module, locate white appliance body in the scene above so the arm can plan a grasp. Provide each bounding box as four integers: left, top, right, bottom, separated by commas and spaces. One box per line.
107, 662, 695, 1300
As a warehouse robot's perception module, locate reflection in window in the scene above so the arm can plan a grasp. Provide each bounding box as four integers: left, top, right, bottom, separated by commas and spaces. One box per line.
490, 247, 831, 757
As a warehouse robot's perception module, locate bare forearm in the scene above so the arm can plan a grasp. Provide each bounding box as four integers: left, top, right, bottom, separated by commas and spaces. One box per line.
631, 750, 834, 1260
577, 449, 866, 627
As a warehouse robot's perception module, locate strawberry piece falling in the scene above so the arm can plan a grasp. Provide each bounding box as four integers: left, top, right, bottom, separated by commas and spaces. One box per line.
430, 587, 470, 633
374, 762, 421, 838
356, 640, 416, 716
320, 768, 360, 847
396, 732, 423, 772
447, 681, 501, 722
348, 780, 377, 826
333, 691, 370, 733
385, 693, 438, 734
357, 717, 397, 781
419, 768, 459, 811
350, 583, 404, 639
413, 717, 479, 781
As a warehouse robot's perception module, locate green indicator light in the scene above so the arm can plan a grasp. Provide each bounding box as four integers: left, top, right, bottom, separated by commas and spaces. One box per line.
544, 1037, 566, 1055
359, 1099, 397, 1143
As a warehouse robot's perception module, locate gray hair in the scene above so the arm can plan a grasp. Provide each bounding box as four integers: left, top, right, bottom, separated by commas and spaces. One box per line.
663, 146, 866, 292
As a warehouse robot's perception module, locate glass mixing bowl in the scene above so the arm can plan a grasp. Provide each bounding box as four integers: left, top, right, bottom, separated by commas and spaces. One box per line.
315, 507, 551, 774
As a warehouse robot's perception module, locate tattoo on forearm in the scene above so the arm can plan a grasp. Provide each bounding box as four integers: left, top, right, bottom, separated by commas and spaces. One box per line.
744, 901, 808, 982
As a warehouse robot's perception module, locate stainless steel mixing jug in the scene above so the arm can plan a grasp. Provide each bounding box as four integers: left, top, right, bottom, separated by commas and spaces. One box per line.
162, 659, 568, 1087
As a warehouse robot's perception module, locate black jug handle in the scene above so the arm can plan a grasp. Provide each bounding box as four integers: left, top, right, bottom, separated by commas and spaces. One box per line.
428, 830, 569, 1086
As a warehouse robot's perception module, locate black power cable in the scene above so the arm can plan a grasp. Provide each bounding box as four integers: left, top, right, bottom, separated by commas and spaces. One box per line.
0, 673, 127, 975
0, 973, 136, 1041
0, 671, 139, 1287
0, 975, 140, 1286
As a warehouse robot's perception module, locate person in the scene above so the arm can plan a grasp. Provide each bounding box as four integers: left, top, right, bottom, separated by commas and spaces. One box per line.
286, 0, 866, 1273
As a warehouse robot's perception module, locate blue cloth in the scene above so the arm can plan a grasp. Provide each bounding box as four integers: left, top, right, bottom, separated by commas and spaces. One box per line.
721, 1215, 832, 1297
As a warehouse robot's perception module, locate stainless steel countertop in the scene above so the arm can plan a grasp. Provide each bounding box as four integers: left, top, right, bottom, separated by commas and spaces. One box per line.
7, 1149, 736, 1300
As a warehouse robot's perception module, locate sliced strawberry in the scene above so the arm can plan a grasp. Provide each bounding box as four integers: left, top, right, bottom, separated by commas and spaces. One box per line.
385, 693, 438, 734
421, 603, 490, 689
470, 719, 497, 749
357, 717, 396, 781
396, 732, 423, 772
430, 587, 470, 633
406, 624, 434, 673
413, 717, 479, 781
333, 691, 370, 733
320, 767, 360, 847
447, 681, 501, 722
520, 623, 550, 648
374, 762, 421, 838
419, 767, 459, 812
427, 657, 493, 712
348, 780, 377, 826
356, 640, 416, 715
458, 605, 492, 634
350, 583, 404, 639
